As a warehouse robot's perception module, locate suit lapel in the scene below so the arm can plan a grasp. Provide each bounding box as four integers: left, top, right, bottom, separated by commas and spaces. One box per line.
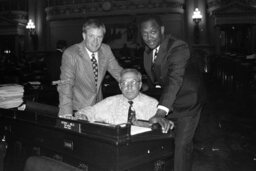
144, 47, 154, 81
77, 42, 97, 90
152, 36, 175, 76
154, 37, 168, 66
96, 47, 107, 89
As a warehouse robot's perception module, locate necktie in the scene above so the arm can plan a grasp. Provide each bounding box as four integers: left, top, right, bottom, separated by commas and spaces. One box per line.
91, 53, 98, 86
153, 48, 158, 63
151, 49, 158, 81
127, 101, 136, 124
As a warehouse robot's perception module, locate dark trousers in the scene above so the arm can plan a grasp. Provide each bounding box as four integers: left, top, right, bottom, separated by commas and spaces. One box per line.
172, 110, 201, 171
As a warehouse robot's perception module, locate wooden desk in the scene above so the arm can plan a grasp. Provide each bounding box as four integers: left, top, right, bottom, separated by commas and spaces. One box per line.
0, 103, 174, 171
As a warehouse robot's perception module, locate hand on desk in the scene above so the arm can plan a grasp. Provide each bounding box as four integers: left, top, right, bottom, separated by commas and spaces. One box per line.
59, 113, 88, 121
59, 114, 76, 120
132, 120, 152, 128
74, 112, 88, 120
149, 115, 174, 134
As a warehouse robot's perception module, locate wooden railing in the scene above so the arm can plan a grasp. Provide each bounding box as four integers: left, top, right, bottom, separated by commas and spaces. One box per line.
211, 53, 256, 91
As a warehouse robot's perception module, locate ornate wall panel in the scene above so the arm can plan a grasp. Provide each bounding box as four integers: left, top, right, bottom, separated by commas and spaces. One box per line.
0, 11, 27, 35
45, 0, 185, 21
206, 1, 256, 54
45, 0, 187, 50
207, 0, 256, 14
209, 1, 256, 25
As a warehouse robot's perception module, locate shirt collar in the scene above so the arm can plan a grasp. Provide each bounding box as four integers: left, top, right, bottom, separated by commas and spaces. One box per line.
121, 93, 141, 104
154, 46, 160, 53
85, 47, 98, 61
152, 46, 160, 62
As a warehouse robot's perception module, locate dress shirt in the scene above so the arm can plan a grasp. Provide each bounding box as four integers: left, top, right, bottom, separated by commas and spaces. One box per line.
85, 48, 98, 63
76, 93, 158, 125
151, 46, 170, 114
152, 46, 160, 62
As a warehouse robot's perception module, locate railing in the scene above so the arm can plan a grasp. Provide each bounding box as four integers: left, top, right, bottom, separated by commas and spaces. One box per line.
212, 53, 256, 91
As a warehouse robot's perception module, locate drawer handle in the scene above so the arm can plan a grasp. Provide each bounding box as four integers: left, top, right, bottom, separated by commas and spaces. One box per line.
63, 139, 73, 151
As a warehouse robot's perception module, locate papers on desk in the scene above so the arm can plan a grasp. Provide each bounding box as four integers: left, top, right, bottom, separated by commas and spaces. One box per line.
131, 125, 152, 135
0, 84, 24, 109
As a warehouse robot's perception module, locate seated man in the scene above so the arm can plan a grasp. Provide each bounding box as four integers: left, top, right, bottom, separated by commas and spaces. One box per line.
75, 68, 174, 132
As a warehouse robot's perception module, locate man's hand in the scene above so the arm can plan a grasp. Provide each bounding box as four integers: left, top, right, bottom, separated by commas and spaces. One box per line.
59, 114, 77, 120
149, 116, 174, 133
132, 120, 152, 128
74, 112, 88, 120
155, 108, 168, 117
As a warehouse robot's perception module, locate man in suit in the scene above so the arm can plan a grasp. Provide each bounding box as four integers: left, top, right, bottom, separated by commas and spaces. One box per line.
140, 15, 205, 171
58, 18, 123, 117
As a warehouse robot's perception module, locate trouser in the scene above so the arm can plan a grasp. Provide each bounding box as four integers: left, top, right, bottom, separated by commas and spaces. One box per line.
172, 111, 201, 171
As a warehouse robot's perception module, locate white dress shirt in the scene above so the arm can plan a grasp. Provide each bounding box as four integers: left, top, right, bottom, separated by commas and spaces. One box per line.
76, 93, 158, 125
85, 47, 98, 63
152, 46, 160, 62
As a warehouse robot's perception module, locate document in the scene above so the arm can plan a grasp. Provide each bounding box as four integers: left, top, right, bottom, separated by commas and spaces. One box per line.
130, 125, 152, 135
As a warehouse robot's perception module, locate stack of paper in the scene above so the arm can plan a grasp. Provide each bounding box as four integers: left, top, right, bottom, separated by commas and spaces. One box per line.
0, 84, 24, 109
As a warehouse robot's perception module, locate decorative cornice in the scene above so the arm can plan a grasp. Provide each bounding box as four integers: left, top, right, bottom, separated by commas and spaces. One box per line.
207, 0, 256, 13
214, 15, 256, 25
208, 1, 256, 25
45, 0, 184, 21
0, 14, 27, 35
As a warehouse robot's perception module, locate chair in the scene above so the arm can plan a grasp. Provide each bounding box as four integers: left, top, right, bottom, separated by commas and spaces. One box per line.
24, 156, 83, 171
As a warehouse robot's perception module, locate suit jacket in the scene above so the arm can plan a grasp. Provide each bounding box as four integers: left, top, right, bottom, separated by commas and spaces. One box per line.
58, 41, 123, 116
144, 35, 205, 118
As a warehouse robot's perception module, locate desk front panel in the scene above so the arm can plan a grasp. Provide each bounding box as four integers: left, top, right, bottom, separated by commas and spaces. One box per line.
1, 108, 174, 171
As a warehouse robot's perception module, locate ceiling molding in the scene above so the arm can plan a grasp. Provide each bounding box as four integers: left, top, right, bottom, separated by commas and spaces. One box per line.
45, 0, 184, 21
208, 1, 256, 25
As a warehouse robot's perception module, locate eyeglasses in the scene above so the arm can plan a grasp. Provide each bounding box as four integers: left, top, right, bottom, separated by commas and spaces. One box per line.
120, 80, 141, 89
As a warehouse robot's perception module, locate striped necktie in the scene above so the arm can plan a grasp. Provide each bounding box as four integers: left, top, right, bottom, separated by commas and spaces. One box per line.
153, 48, 158, 63
127, 101, 136, 124
91, 53, 98, 86
151, 49, 158, 82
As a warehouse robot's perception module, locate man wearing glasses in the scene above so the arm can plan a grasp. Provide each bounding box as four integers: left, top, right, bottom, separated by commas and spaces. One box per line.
75, 68, 174, 130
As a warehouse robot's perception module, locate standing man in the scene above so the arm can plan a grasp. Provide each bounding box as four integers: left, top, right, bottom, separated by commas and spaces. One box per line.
140, 15, 205, 171
58, 18, 123, 117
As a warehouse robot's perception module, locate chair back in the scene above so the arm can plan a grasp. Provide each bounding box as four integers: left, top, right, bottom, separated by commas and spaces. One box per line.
24, 156, 83, 171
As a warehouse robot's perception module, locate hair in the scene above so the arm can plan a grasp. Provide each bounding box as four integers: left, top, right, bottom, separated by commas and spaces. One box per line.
82, 18, 106, 35
119, 68, 142, 83
140, 15, 163, 27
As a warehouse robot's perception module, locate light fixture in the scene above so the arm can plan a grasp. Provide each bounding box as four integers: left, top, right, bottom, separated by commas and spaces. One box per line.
26, 19, 36, 35
192, 8, 202, 44
192, 8, 202, 24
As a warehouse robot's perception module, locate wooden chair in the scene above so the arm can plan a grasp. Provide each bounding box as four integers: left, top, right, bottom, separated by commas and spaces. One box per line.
24, 156, 83, 171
